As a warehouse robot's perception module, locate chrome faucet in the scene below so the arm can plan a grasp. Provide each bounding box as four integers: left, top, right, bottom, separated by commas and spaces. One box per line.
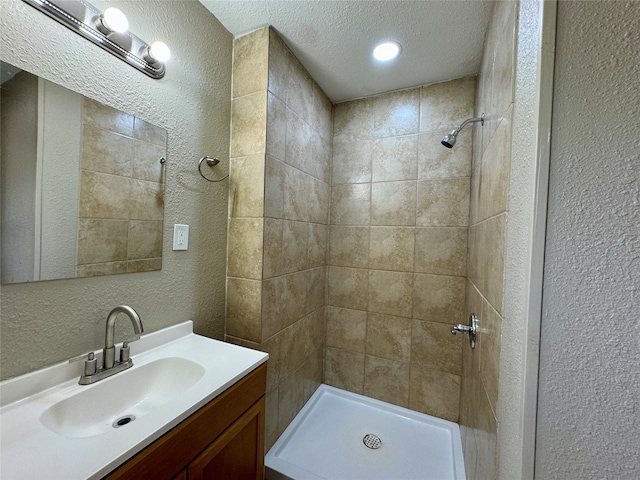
79, 305, 144, 385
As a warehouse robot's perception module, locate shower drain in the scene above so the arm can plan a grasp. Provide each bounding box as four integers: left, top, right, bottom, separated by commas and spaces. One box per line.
362, 433, 382, 449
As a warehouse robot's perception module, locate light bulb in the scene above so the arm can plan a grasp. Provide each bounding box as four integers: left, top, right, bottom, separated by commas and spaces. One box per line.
373, 41, 402, 62
102, 7, 128, 33
148, 41, 170, 63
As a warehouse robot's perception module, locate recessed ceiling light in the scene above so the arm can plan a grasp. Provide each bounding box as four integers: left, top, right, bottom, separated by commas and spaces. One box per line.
373, 41, 402, 61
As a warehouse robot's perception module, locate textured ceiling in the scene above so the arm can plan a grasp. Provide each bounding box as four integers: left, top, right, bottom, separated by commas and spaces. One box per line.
199, 0, 494, 103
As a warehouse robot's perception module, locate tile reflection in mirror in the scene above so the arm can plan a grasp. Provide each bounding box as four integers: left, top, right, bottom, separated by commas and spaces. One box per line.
0, 61, 166, 284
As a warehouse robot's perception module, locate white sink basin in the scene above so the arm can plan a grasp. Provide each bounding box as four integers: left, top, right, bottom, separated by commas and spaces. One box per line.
40, 357, 205, 438
0, 321, 268, 480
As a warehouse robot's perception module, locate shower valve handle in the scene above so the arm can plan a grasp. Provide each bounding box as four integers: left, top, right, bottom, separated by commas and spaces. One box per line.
451, 313, 478, 349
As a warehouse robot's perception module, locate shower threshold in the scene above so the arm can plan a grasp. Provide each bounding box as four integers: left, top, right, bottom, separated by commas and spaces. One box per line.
265, 384, 466, 480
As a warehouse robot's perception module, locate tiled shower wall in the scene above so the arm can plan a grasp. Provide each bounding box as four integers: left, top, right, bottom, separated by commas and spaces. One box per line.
325, 77, 475, 422
77, 98, 165, 277
460, 0, 518, 479
225, 27, 332, 450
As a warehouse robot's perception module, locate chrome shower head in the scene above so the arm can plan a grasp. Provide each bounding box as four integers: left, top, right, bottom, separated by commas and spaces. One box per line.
440, 114, 485, 148
441, 131, 458, 148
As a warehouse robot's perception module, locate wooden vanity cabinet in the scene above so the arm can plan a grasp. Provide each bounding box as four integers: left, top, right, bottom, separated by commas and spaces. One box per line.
105, 363, 267, 480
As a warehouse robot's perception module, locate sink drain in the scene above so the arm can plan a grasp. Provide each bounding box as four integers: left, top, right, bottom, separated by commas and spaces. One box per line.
363, 433, 382, 449
113, 415, 136, 428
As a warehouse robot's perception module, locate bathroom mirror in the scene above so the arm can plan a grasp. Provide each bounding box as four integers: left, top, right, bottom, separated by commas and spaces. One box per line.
1, 61, 166, 284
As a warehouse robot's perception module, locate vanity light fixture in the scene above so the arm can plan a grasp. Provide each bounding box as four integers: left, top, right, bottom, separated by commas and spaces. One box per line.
21, 0, 169, 79
373, 41, 402, 62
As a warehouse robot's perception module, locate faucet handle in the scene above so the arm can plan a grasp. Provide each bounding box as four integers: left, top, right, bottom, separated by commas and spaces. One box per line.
84, 352, 97, 376
119, 341, 131, 363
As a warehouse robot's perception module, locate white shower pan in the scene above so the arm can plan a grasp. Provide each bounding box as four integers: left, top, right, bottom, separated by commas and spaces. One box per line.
266, 385, 466, 480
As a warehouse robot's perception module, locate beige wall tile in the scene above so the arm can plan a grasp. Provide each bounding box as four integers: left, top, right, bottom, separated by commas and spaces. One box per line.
331, 139, 372, 184
467, 221, 482, 291
330, 183, 371, 226
227, 218, 263, 280
265, 156, 285, 219
278, 369, 304, 433
490, 0, 517, 122
312, 83, 333, 141
480, 301, 502, 410
416, 178, 470, 227
285, 108, 313, 174
226, 277, 262, 342
81, 125, 133, 176
372, 135, 418, 182
302, 347, 323, 404
308, 223, 328, 268
369, 226, 415, 272
232, 27, 269, 98
265, 388, 279, 451
129, 179, 164, 221
327, 266, 369, 311
126, 258, 161, 273
82, 97, 133, 136
266, 92, 287, 161
77, 219, 128, 265
418, 129, 472, 180
478, 107, 512, 221
268, 27, 288, 101
413, 274, 465, 324
366, 313, 411, 362
127, 220, 162, 260
279, 319, 310, 379
364, 356, 410, 407
368, 270, 413, 318
333, 97, 373, 143
282, 220, 308, 274
329, 225, 369, 268
482, 213, 506, 314
309, 177, 330, 224
133, 117, 167, 147
132, 140, 165, 183
474, 382, 498, 480
411, 319, 463, 375
311, 134, 332, 183
229, 155, 265, 218
261, 277, 285, 339
409, 366, 461, 422
79, 170, 131, 219
326, 306, 367, 353
263, 218, 283, 278
420, 76, 476, 133
415, 227, 467, 276
373, 88, 420, 138
325, 346, 365, 394
286, 53, 314, 124
371, 181, 416, 226
231, 91, 267, 158
77, 261, 127, 277
283, 165, 317, 222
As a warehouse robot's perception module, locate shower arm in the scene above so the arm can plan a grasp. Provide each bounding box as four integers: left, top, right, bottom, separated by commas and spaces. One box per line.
450, 115, 484, 135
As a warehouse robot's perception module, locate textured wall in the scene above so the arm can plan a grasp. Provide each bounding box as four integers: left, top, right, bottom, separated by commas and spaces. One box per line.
536, 1, 640, 478
225, 27, 330, 450
325, 77, 475, 422
460, 1, 517, 479
0, 0, 233, 379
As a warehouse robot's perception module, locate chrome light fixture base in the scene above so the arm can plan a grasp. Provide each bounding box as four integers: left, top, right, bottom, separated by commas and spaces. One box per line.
22, 0, 166, 79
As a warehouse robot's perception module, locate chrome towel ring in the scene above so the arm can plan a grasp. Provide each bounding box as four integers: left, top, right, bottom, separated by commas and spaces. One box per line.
198, 156, 229, 182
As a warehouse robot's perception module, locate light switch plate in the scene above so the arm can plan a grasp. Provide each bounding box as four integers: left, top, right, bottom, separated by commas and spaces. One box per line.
173, 224, 189, 251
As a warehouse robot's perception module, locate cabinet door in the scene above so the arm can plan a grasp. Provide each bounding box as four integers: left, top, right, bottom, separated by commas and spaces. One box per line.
188, 396, 265, 480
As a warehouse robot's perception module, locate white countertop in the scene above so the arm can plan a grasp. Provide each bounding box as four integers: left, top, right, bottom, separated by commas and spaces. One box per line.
0, 321, 268, 479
